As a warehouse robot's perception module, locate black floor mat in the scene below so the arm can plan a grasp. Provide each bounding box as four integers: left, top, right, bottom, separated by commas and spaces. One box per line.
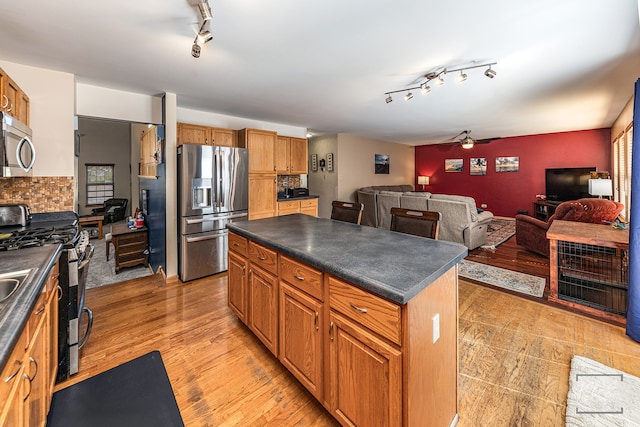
47, 351, 184, 427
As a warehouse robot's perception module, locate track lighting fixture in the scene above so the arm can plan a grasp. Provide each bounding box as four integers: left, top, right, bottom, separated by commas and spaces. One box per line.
383, 61, 497, 103
198, 1, 212, 21
191, 1, 213, 58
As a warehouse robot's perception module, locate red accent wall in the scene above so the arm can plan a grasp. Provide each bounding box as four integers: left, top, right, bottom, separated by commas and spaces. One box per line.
415, 129, 612, 217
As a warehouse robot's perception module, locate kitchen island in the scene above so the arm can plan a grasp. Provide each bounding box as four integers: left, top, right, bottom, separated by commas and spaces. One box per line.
227, 214, 467, 427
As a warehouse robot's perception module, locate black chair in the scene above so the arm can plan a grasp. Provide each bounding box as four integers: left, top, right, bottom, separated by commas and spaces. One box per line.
91, 198, 128, 224
331, 201, 364, 225
390, 207, 441, 239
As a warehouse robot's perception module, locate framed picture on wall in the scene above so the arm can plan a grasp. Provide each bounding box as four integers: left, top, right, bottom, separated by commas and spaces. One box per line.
470, 158, 487, 175
496, 156, 519, 172
375, 154, 390, 174
445, 159, 463, 172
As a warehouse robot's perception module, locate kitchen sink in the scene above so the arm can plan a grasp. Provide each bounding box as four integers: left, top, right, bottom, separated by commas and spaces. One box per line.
0, 269, 32, 302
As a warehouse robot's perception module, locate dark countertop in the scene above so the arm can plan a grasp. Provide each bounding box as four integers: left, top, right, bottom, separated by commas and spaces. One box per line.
277, 195, 319, 202
0, 244, 62, 371
227, 214, 467, 304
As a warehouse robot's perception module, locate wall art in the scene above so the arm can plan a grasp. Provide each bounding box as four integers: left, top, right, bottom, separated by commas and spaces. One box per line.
470, 158, 487, 175
375, 154, 390, 174
445, 158, 463, 172
496, 156, 519, 172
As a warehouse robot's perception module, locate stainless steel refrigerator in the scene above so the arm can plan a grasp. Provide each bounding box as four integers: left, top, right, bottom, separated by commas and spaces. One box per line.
178, 144, 248, 281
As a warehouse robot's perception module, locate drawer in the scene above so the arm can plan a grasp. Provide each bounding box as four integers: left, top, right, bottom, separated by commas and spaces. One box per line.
278, 200, 299, 210
279, 255, 323, 301
0, 330, 26, 407
229, 232, 248, 257
329, 276, 402, 346
300, 199, 317, 208
116, 231, 147, 245
248, 241, 278, 275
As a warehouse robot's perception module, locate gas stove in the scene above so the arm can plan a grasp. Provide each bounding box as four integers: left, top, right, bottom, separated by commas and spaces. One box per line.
0, 225, 78, 250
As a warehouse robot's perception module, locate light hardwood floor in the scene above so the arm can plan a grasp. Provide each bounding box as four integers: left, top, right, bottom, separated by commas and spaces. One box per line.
56, 271, 640, 426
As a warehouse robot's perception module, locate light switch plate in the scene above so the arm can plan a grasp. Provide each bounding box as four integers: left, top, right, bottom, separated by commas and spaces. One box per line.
432, 313, 440, 343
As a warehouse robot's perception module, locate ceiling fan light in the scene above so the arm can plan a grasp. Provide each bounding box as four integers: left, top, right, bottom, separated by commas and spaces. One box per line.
385, 95, 393, 104
405, 92, 413, 101
456, 71, 467, 83
484, 67, 496, 78
461, 136, 474, 149
198, 2, 213, 21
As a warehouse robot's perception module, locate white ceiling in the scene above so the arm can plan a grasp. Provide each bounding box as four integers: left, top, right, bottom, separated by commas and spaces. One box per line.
0, 0, 638, 145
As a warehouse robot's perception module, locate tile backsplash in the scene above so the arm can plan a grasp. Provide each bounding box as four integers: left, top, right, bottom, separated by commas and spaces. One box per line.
277, 175, 301, 193
0, 177, 75, 213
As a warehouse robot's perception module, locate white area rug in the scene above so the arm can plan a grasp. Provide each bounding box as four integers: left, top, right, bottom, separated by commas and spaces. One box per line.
566, 355, 640, 426
86, 235, 153, 289
458, 259, 545, 298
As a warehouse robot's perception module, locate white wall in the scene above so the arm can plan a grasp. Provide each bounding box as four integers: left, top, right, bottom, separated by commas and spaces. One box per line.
308, 134, 338, 218
0, 60, 75, 177
337, 134, 415, 200
76, 83, 163, 125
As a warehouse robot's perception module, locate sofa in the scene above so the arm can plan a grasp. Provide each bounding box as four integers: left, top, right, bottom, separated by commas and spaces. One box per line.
356, 186, 493, 249
515, 198, 624, 257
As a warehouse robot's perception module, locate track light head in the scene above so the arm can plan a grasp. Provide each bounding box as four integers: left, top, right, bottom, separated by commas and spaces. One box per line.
405, 92, 413, 101
198, 30, 213, 44
434, 75, 445, 86
484, 67, 496, 78
385, 95, 393, 104
198, 2, 212, 21
420, 83, 431, 94
456, 71, 467, 83
191, 42, 201, 58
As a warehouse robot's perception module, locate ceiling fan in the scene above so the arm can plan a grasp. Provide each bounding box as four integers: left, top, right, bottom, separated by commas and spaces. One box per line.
439, 130, 500, 149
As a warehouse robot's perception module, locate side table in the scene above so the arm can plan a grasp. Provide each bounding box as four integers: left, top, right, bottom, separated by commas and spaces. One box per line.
78, 215, 104, 239
111, 223, 149, 273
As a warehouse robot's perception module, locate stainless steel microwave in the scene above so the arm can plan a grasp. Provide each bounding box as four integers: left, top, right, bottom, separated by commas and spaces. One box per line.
1, 112, 35, 177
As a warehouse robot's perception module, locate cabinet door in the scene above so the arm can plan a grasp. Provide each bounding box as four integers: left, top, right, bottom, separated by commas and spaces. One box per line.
3, 76, 19, 117
211, 128, 237, 147
228, 251, 249, 324
329, 312, 402, 427
248, 174, 277, 220
289, 137, 308, 174
178, 123, 211, 146
300, 199, 318, 217
19, 92, 29, 126
24, 314, 47, 427
279, 283, 323, 400
46, 282, 59, 402
245, 129, 277, 173
248, 265, 278, 356
275, 136, 290, 173
277, 200, 299, 216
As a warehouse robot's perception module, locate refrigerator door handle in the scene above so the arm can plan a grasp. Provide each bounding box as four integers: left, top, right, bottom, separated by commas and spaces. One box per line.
186, 218, 216, 224
186, 232, 225, 243
214, 150, 221, 208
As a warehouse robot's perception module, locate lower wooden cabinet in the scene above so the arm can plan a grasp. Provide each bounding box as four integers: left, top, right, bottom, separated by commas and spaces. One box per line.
248, 264, 279, 356
277, 198, 318, 217
228, 251, 248, 323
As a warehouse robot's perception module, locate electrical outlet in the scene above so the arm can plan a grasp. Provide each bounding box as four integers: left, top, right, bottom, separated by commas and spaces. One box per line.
481, 203, 487, 209
432, 313, 440, 343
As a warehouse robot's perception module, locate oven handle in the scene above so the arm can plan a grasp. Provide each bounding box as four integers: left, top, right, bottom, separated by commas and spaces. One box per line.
78, 307, 93, 349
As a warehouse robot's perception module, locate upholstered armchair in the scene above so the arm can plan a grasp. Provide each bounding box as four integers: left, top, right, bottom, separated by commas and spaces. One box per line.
91, 198, 128, 224
515, 198, 624, 256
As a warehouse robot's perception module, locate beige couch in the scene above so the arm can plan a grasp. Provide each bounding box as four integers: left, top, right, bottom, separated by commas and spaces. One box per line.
356, 187, 493, 249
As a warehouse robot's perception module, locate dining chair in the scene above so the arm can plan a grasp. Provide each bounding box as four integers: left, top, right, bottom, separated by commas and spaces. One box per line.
390, 207, 441, 239
331, 201, 364, 225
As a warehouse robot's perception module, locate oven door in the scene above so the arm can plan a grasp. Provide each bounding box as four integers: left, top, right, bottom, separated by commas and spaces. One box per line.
1, 113, 35, 177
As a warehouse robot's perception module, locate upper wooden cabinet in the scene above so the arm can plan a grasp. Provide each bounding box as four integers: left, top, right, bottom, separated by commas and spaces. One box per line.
177, 123, 238, 147
0, 67, 30, 126
276, 136, 308, 174
139, 125, 160, 177
239, 128, 277, 174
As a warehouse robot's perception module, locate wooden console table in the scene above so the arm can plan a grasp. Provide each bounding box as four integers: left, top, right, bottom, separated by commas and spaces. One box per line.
78, 215, 104, 239
547, 220, 629, 325
533, 200, 559, 221
111, 223, 149, 273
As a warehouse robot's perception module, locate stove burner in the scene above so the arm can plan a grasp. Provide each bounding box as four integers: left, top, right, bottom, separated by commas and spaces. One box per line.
0, 225, 78, 251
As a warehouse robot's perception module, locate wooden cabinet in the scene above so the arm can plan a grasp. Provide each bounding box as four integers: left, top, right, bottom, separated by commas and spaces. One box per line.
276, 136, 308, 174
111, 224, 149, 273
139, 125, 161, 177
228, 251, 249, 323
240, 129, 277, 174
533, 200, 558, 221
0, 67, 30, 126
0, 264, 58, 427
227, 231, 460, 427
277, 198, 318, 217
248, 174, 277, 220
177, 123, 239, 147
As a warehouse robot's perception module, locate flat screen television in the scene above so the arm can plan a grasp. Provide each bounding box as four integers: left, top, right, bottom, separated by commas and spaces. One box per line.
545, 167, 596, 203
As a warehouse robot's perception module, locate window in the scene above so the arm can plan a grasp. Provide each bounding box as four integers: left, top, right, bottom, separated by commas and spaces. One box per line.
612, 123, 633, 220
86, 164, 114, 206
